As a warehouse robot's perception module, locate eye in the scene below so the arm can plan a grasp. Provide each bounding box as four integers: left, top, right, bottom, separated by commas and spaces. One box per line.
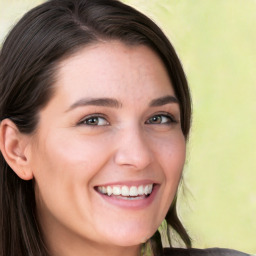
79, 115, 109, 126
146, 114, 176, 125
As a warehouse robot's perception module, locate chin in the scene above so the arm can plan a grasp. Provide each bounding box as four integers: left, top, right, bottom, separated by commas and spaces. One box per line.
102, 225, 157, 247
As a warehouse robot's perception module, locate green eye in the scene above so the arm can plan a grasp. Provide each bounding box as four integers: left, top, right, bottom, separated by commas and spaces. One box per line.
146, 114, 175, 124
149, 115, 163, 124
81, 116, 109, 126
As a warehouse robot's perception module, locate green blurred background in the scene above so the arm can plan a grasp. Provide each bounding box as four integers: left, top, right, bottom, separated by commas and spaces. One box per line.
1, 0, 255, 254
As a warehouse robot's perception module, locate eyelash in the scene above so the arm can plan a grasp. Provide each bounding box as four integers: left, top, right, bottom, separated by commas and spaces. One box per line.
78, 112, 177, 126
145, 113, 177, 125
78, 114, 109, 126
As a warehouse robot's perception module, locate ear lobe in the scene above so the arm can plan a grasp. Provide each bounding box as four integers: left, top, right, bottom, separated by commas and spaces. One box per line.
0, 119, 33, 180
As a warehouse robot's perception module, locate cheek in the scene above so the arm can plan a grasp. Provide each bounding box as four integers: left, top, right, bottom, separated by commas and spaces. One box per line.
152, 133, 186, 206
31, 132, 115, 231
31, 131, 115, 216
165, 136, 185, 188
153, 132, 186, 174
35, 131, 113, 179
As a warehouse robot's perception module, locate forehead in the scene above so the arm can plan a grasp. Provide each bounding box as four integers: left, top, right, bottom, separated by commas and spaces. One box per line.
53, 41, 175, 104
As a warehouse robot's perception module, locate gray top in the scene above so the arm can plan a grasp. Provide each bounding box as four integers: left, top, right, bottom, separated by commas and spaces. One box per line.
163, 248, 253, 256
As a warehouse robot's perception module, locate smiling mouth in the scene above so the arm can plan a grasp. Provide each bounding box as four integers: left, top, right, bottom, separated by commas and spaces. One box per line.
95, 184, 154, 200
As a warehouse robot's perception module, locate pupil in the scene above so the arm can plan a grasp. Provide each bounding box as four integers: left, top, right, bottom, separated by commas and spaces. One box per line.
152, 116, 161, 123
88, 117, 98, 124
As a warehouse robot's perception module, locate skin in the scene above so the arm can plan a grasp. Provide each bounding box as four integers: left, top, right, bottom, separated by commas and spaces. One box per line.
2, 41, 186, 256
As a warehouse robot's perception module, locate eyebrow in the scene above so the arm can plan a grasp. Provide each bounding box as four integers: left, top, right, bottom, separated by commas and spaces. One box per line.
149, 95, 179, 106
66, 98, 122, 112
66, 95, 178, 112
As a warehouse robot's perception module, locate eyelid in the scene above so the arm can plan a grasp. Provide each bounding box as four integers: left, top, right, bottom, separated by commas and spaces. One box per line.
76, 111, 178, 127
145, 112, 178, 124
77, 113, 109, 126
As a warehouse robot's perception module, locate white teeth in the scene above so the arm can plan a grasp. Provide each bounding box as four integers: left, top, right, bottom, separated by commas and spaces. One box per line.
121, 186, 129, 196
145, 185, 149, 195
107, 186, 112, 196
129, 186, 138, 196
97, 184, 154, 197
102, 186, 107, 194
148, 184, 153, 194
112, 186, 121, 195
138, 185, 144, 195
145, 184, 153, 195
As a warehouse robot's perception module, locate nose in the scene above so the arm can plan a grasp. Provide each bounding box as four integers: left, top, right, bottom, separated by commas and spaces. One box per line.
113, 127, 153, 170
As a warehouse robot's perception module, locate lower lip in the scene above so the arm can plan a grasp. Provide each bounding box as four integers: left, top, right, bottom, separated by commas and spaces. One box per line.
96, 185, 159, 210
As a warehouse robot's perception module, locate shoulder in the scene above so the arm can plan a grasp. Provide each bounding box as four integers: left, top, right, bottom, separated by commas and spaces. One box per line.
163, 248, 252, 256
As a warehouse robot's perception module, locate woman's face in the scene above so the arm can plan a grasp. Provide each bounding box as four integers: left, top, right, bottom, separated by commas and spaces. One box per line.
28, 41, 186, 254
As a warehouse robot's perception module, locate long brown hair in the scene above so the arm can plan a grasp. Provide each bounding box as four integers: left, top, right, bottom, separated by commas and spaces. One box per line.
0, 0, 192, 255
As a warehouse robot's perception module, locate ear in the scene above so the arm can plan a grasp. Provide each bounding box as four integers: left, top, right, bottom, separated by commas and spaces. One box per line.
0, 119, 33, 180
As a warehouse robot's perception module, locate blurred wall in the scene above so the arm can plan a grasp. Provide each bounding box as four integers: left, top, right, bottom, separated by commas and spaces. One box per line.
1, 0, 256, 253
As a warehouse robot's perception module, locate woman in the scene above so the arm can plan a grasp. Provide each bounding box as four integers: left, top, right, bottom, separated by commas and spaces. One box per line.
0, 0, 251, 255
